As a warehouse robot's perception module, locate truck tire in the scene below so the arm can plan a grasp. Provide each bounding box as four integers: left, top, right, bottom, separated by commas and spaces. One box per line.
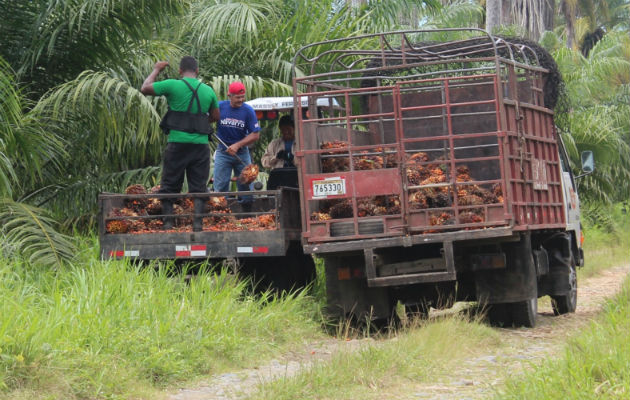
486, 303, 511, 327
551, 265, 577, 315
510, 296, 538, 328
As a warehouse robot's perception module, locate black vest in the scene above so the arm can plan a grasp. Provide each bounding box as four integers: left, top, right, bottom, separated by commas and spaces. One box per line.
159, 79, 214, 136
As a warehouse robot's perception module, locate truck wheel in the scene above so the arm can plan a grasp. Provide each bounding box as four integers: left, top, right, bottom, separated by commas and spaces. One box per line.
486, 303, 511, 327
510, 296, 538, 328
551, 265, 577, 315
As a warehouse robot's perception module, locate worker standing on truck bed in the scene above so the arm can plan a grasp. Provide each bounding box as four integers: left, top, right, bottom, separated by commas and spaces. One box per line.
214, 81, 260, 211
261, 115, 296, 170
140, 56, 220, 231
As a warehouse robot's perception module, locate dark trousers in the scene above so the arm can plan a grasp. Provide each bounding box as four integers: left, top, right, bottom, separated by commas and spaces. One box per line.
159, 142, 210, 193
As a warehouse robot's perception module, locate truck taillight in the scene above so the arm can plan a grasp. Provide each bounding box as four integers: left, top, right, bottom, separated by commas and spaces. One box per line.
580, 231, 585, 246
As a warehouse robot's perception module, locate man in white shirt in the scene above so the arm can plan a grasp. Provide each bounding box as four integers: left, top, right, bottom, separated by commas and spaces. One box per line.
261, 115, 296, 170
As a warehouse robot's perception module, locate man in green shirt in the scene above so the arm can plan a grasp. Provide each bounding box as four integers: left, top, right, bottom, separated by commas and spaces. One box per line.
141, 56, 220, 230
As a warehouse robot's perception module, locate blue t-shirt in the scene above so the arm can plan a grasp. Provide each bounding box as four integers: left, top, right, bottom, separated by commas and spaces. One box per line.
216, 101, 260, 149
283, 140, 294, 167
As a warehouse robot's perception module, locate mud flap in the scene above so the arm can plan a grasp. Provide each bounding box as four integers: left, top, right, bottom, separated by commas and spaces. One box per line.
324, 255, 391, 321
474, 233, 537, 304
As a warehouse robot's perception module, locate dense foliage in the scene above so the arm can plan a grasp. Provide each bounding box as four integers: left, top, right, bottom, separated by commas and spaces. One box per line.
0, 0, 628, 266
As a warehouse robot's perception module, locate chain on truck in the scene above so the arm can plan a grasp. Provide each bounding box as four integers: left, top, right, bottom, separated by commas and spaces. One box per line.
99, 29, 594, 328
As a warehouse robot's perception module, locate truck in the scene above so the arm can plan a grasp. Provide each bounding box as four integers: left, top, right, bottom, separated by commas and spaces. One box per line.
99, 187, 318, 292
99, 97, 336, 291
291, 28, 592, 327
99, 29, 593, 328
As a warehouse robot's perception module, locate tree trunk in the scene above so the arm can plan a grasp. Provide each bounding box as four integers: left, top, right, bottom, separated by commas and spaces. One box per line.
543, 0, 555, 32
561, 0, 577, 49
495, 0, 555, 42
486, 0, 502, 34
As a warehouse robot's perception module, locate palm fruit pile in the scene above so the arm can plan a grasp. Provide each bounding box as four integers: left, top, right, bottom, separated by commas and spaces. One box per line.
203, 195, 232, 225
321, 140, 350, 172
321, 141, 398, 172
352, 147, 397, 170
124, 184, 149, 211
105, 203, 150, 234
239, 164, 260, 184
206, 214, 276, 232
105, 186, 276, 234
145, 185, 162, 215
310, 149, 503, 230
310, 195, 401, 221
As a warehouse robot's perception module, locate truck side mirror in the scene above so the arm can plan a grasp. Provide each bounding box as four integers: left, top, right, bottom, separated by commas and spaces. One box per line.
576, 150, 594, 179
580, 151, 594, 174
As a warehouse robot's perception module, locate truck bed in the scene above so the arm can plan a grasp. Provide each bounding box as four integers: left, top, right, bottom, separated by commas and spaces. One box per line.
293, 32, 565, 245
99, 188, 301, 260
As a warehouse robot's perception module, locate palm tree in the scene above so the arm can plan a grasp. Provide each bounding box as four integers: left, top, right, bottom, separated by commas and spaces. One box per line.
0, 0, 188, 99
0, 57, 75, 266
553, 31, 630, 203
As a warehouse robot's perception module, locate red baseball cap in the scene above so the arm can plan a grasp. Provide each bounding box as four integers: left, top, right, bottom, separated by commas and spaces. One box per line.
228, 81, 246, 95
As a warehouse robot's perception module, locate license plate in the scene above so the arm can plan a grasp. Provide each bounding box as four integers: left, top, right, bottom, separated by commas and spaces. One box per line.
312, 178, 346, 198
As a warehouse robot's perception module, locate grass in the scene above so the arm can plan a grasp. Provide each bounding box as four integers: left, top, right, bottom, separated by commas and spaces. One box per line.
0, 237, 323, 399
496, 276, 630, 399
580, 204, 630, 279
244, 315, 501, 400
0, 205, 627, 399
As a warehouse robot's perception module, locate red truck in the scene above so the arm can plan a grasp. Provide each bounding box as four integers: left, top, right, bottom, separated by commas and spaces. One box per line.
292, 29, 592, 327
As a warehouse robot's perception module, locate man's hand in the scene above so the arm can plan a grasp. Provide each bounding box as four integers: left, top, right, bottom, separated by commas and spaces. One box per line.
154, 61, 169, 72
226, 143, 241, 156
141, 61, 169, 95
276, 150, 287, 160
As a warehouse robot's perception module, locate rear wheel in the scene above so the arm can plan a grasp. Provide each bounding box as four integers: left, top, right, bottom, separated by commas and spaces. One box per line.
551, 265, 577, 315
486, 303, 511, 327
510, 296, 538, 328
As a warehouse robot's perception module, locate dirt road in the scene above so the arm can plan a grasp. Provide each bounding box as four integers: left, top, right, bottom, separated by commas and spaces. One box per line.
167, 265, 629, 400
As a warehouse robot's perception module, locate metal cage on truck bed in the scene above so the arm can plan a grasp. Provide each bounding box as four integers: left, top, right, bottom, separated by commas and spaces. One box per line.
99, 188, 301, 260
292, 29, 565, 246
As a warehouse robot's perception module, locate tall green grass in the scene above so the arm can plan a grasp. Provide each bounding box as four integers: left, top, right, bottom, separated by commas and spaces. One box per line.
0, 238, 323, 399
580, 203, 630, 278
496, 277, 630, 399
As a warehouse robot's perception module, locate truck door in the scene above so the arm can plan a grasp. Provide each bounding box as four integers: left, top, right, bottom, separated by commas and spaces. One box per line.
558, 135, 580, 234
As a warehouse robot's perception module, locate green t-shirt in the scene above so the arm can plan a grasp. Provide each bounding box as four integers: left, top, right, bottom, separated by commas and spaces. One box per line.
153, 77, 219, 144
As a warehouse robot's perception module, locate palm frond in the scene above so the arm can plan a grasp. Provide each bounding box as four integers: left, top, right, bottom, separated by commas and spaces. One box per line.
0, 56, 67, 197
208, 75, 292, 99
359, 0, 442, 31
0, 198, 76, 267
189, 0, 282, 48
581, 202, 619, 234
420, 0, 483, 29
33, 71, 164, 158
25, 0, 187, 72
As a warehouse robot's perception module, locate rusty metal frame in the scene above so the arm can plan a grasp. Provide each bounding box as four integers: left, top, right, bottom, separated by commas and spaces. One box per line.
293, 29, 564, 248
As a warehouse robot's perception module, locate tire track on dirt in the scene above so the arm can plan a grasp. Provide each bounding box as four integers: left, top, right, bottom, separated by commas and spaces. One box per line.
409, 265, 629, 400
167, 265, 629, 400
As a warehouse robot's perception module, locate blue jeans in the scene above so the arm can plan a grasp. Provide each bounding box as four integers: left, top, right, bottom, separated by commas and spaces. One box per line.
213, 148, 253, 203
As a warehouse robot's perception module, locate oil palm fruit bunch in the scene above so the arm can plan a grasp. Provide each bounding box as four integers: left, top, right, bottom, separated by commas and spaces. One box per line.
124, 184, 149, 211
